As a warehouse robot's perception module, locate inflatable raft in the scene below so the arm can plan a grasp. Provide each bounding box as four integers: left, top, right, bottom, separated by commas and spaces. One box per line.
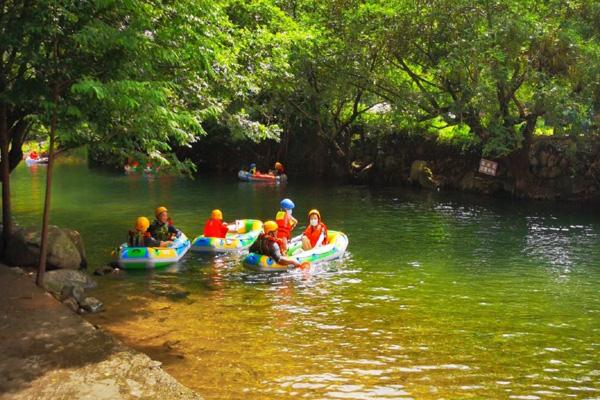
238, 170, 287, 183
191, 219, 263, 253
243, 230, 349, 272
25, 156, 49, 165
116, 232, 191, 269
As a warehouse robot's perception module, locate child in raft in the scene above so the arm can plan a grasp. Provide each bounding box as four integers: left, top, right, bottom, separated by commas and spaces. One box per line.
128, 217, 173, 247
275, 198, 298, 252
202, 209, 238, 238
301, 209, 328, 250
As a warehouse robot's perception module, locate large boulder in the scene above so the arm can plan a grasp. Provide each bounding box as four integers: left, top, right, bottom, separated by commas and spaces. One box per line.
5, 225, 86, 270
409, 160, 439, 189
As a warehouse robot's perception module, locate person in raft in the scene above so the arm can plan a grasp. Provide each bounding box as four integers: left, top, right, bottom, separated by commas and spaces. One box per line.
249, 162, 257, 175
302, 209, 328, 250
128, 217, 173, 247
250, 221, 303, 267
276, 198, 298, 251
149, 206, 181, 241
272, 161, 285, 176
203, 209, 236, 238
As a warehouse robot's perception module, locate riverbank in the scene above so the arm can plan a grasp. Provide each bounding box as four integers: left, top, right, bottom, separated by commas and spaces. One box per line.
0, 265, 201, 400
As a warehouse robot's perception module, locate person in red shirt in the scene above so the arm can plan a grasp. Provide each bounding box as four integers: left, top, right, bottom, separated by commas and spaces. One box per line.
302, 209, 328, 250
203, 209, 232, 238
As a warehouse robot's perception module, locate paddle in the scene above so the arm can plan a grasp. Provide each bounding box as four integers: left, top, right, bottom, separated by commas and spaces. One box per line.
298, 261, 311, 270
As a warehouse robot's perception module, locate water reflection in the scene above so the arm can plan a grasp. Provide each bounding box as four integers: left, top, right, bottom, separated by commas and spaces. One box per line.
8, 163, 600, 399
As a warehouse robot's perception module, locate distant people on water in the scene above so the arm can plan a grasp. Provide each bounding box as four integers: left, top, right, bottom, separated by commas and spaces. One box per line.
149, 206, 181, 241
203, 209, 235, 238
273, 161, 285, 176
249, 163, 257, 175
128, 216, 173, 247
250, 220, 303, 268
302, 209, 328, 250
275, 198, 298, 251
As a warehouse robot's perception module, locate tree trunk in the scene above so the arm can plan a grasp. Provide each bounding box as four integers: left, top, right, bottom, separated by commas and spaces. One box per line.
508, 116, 537, 196
0, 104, 11, 253
36, 87, 58, 286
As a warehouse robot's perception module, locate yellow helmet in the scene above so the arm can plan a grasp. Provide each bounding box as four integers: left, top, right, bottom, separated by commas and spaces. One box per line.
308, 209, 321, 220
263, 220, 278, 233
211, 209, 223, 220
135, 216, 150, 232
155, 206, 168, 218
275, 161, 283, 169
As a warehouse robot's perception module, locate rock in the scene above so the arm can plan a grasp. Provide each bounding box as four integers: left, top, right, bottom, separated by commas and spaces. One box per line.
5, 225, 86, 270
539, 151, 549, 166
9, 267, 25, 275
409, 160, 439, 189
64, 229, 88, 268
62, 297, 80, 312
559, 157, 569, 169
547, 166, 562, 179
42, 270, 96, 296
94, 265, 115, 276
80, 296, 104, 313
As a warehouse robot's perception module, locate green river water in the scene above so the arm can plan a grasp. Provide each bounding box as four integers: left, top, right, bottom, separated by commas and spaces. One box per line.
10, 161, 600, 399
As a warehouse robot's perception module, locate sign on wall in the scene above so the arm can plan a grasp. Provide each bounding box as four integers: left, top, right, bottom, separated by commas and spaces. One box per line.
479, 159, 498, 176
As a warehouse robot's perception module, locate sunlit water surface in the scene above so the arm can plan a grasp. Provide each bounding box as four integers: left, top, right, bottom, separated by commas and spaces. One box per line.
10, 161, 600, 399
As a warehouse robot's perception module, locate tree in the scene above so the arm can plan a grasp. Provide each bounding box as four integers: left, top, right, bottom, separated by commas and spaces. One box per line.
0, 0, 238, 279
374, 0, 600, 192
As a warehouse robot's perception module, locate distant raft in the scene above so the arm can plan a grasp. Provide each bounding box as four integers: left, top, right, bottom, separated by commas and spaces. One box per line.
191, 219, 263, 253
25, 156, 49, 165
238, 170, 287, 183
243, 230, 349, 272
116, 233, 191, 269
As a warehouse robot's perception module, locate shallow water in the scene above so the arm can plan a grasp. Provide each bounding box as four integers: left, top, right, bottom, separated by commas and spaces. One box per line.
10, 162, 600, 399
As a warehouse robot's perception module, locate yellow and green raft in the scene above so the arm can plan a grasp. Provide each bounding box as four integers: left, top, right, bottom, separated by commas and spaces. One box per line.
116, 233, 191, 269
243, 230, 349, 272
191, 219, 263, 253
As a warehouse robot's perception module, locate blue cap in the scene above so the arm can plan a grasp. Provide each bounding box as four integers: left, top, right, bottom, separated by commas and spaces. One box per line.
250, 163, 256, 168
280, 198, 295, 210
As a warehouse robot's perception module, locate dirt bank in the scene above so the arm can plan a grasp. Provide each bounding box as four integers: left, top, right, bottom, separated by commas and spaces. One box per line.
0, 266, 201, 400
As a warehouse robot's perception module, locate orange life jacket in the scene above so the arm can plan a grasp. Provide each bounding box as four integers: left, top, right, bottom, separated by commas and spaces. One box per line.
303, 222, 328, 247
276, 211, 293, 240
203, 218, 228, 238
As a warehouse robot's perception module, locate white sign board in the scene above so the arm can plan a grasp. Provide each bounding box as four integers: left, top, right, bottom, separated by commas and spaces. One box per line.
479, 159, 498, 176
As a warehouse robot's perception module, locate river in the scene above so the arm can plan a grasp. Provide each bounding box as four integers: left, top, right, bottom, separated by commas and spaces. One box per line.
10, 160, 600, 399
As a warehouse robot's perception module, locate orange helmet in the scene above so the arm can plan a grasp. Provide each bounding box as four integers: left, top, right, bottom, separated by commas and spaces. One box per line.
308, 209, 321, 220
211, 209, 223, 220
155, 206, 168, 218
135, 216, 150, 232
263, 220, 278, 233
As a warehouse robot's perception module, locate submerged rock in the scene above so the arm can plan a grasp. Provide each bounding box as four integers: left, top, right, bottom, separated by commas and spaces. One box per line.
94, 265, 116, 276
